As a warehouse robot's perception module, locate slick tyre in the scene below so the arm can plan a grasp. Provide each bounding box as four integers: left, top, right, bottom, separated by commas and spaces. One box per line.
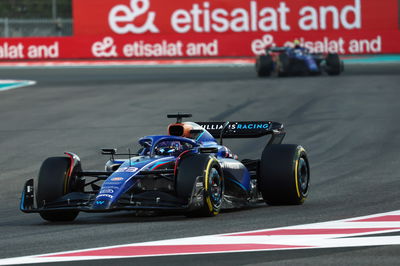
259, 145, 310, 205
278, 53, 290, 77
325, 53, 342, 75
176, 154, 224, 217
255, 55, 273, 77
36, 157, 79, 222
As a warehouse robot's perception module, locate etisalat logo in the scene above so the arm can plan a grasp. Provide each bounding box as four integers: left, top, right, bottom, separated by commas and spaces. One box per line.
106, 0, 293, 34
108, 0, 159, 34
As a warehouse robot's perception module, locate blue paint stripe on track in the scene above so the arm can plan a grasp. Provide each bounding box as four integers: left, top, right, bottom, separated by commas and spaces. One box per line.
0, 80, 36, 92
0, 83, 19, 88
343, 55, 400, 64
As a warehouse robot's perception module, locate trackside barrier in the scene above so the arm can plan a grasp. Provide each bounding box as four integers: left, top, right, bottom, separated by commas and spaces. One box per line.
0, 0, 399, 60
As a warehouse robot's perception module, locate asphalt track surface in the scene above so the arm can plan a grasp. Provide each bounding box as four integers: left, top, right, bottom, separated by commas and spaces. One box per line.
0, 63, 400, 265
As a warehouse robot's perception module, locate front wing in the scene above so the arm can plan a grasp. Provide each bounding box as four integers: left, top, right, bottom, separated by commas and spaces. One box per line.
20, 176, 205, 213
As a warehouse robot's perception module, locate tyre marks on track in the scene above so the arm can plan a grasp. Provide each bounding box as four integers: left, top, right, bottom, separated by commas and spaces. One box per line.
1, 210, 400, 265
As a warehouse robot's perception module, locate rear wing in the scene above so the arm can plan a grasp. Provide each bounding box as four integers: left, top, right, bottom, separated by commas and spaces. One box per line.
195, 121, 285, 145
267, 47, 287, 53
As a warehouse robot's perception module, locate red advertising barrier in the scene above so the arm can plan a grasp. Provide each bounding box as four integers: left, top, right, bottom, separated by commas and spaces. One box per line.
0, 0, 399, 60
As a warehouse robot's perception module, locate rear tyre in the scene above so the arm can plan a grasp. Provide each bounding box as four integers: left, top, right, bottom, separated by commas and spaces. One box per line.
258, 145, 310, 205
278, 53, 290, 77
36, 157, 80, 222
255, 55, 273, 77
325, 53, 342, 75
176, 154, 224, 217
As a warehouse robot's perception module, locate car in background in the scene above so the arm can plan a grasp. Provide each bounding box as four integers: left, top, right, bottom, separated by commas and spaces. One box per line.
256, 46, 344, 77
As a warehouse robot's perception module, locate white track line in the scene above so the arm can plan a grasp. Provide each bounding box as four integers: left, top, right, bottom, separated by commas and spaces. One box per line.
1, 210, 400, 265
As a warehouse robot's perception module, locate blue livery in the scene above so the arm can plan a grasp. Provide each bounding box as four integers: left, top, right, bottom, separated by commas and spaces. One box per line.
20, 114, 310, 221
256, 46, 344, 77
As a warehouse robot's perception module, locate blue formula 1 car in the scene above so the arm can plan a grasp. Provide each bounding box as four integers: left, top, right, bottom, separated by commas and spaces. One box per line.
20, 114, 310, 222
256, 46, 344, 77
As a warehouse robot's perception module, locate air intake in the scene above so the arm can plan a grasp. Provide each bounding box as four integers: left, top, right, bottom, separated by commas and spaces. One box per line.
169, 125, 184, 136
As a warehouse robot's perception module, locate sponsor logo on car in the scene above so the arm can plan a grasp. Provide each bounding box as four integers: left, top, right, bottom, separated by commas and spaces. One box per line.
104, 181, 123, 185
111, 177, 124, 181
236, 123, 269, 129
221, 161, 244, 170
199, 122, 270, 131
95, 200, 105, 205
116, 167, 139, 173
102, 186, 120, 190
100, 189, 114, 194
199, 124, 236, 130
126, 167, 139, 172
97, 194, 114, 199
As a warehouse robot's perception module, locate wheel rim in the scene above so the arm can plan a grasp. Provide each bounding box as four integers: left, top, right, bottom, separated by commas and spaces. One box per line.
297, 157, 309, 196
209, 168, 222, 208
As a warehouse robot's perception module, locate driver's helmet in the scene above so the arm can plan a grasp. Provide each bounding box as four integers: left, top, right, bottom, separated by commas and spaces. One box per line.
293, 39, 301, 48
154, 140, 183, 156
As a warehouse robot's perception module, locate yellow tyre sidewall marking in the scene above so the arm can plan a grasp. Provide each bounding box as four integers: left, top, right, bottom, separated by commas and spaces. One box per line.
294, 147, 306, 199
294, 159, 300, 198
204, 158, 218, 213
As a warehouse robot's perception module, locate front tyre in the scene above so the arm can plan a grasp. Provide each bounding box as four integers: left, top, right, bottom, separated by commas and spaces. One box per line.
259, 145, 310, 205
202, 160, 224, 216
278, 53, 290, 77
255, 55, 273, 77
325, 53, 342, 75
176, 154, 224, 217
36, 157, 80, 222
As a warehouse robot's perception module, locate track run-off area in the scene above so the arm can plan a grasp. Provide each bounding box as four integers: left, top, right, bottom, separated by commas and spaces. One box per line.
0, 60, 399, 265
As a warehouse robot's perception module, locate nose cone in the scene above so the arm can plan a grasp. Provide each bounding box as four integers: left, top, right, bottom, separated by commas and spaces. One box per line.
91, 197, 113, 210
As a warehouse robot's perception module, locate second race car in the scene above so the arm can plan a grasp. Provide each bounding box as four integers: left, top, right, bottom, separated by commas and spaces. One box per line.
256, 45, 344, 77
